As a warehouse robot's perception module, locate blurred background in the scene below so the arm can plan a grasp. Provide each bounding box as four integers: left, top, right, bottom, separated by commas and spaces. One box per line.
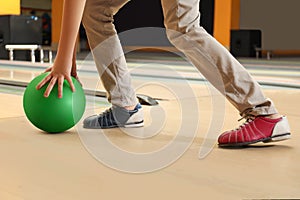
1, 0, 300, 61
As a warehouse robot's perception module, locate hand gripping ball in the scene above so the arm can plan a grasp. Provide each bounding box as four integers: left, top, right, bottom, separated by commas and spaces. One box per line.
23, 73, 86, 133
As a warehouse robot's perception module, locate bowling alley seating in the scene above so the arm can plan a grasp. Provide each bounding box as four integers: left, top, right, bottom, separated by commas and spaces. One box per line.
5, 44, 53, 63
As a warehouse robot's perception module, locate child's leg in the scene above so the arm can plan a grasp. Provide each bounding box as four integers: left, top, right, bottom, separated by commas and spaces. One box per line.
160, 0, 290, 146
161, 0, 277, 117
82, 0, 143, 129
82, 0, 138, 108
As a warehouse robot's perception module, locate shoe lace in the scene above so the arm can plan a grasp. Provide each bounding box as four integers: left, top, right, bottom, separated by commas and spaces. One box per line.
96, 107, 118, 127
235, 115, 256, 131
100, 107, 113, 116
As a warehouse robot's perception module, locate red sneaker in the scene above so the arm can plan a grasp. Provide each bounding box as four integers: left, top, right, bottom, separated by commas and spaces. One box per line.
218, 116, 291, 147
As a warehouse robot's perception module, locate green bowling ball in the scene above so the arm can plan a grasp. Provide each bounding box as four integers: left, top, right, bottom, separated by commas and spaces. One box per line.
23, 72, 86, 133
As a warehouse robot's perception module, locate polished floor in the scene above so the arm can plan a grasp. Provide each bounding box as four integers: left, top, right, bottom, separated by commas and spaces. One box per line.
0, 52, 299, 200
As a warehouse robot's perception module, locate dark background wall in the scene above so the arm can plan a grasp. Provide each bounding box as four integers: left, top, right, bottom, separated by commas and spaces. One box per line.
115, 0, 214, 34
240, 0, 300, 50
114, 0, 214, 47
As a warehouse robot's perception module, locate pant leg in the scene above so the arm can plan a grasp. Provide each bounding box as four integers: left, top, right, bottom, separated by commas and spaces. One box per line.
82, 0, 138, 107
160, 0, 277, 117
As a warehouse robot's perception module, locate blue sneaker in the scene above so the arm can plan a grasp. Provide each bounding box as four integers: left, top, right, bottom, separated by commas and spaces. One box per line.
83, 104, 144, 129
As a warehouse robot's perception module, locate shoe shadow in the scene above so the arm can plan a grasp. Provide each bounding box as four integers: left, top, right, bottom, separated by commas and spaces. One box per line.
219, 144, 275, 150
219, 144, 293, 150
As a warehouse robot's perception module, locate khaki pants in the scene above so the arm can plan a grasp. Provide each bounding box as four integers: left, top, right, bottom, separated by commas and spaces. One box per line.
82, 0, 278, 117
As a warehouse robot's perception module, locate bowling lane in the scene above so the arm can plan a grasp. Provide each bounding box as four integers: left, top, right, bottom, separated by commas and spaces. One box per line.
0, 89, 300, 200
0, 55, 300, 199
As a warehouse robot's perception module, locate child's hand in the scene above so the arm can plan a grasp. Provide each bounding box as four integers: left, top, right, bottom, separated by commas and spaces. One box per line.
36, 66, 75, 98
34, 0, 86, 98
